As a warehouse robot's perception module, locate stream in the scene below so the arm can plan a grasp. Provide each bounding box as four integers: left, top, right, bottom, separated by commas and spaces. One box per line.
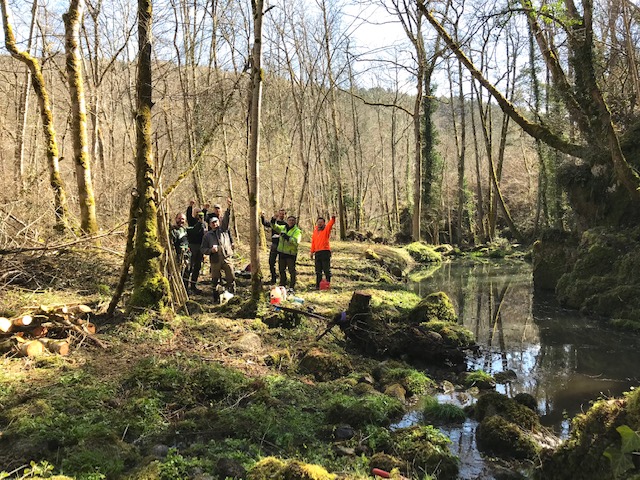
404, 259, 640, 479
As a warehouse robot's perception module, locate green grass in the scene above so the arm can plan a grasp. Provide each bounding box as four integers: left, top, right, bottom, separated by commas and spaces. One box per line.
422, 396, 466, 424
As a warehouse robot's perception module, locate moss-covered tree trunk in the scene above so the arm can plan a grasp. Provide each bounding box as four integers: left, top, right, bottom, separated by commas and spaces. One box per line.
248, 0, 264, 298
1, 0, 69, 230
129, 0, 169, 310
64, 0, 98, 235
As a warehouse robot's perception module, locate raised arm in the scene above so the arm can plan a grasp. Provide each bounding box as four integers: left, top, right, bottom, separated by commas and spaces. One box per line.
220, 197, 232, 231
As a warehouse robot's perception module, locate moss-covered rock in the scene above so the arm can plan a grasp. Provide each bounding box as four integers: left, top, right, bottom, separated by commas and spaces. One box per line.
422, 320, 474, 348
297, 348, 353, 382
532, 230, 580, 291
340, 291, 474, 365
405, 242, 442, 263
283, 460, 336, 480
376, 425, 459, 480
462, 370, 496, 390
537, 389, 640, 480
514, 392, 538, 412
248, 457, 287, 480
248, 457, 337, 480
373, 362, 435, 396
369, 452, 403, 473
407, 292, 458, 323
549, 227, 640, 328
383, 383, 406, 402
476, 415, 538, 460
474, 392, 539, 430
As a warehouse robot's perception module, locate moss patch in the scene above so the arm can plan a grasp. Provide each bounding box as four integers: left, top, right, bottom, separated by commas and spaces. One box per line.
377, 425, 459, 480
326, 393, 405, 428
407, 291, 458, 323
537, 390, 640, 480
405, 242, 443, 263
554, 227, 640, 328
474, 392, 539, 430
476, 415, 538, 460
298, 347, 353, 382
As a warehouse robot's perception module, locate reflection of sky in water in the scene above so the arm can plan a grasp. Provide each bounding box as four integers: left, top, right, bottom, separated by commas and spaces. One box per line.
408, 261, 640, 478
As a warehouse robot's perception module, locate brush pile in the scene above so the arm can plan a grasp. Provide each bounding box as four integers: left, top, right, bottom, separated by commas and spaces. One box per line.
0, 304, 105, 357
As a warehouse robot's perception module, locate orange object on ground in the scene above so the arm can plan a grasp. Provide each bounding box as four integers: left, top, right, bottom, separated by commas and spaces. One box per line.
270, 286, 287, 304
371, 468, 391, 478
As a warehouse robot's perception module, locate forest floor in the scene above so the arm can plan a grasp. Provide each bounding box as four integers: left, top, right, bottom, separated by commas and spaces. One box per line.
0, 239, 492, 480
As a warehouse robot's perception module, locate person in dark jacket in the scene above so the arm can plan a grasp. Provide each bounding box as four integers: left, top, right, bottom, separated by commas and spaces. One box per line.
186, 200, 198, 227
186, 210, 207, 293
201, 198, 235, 302
170, 213, 190, 287
261, 208, 286, 284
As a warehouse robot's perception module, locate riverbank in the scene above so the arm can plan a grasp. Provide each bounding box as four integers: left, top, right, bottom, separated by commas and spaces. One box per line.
1, 241, 638, 479
0, 240, 454, 479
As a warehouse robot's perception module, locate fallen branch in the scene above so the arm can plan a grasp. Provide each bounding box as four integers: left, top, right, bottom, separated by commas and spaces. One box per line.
0, 222, 127, 255
60, 318, 107, 349
271, 304, 331, 322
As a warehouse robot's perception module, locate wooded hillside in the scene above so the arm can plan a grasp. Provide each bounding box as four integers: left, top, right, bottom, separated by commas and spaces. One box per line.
0, 0, 638, 251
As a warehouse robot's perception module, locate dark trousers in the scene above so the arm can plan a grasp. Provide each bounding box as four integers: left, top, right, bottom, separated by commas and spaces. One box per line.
314, 250, 332, 287
278, 253, 297, 289
268, 243, 279, 281
188, 243, 203, 288
177, 250, 191, 288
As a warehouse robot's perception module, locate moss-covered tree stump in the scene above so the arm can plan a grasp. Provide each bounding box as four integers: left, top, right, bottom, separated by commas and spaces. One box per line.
339, 291, 475, 364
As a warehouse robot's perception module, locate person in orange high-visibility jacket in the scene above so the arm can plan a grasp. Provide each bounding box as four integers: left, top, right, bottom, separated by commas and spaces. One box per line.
310, 215, 336, 289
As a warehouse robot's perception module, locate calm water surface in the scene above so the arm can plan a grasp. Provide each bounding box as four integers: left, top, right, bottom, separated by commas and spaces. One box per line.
405, 259, 640, 479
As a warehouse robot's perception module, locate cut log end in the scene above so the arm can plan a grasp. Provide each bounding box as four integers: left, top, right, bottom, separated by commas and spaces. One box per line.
39, 338, 70, 356
19, 340, 45, 357
14, 315, 33, 327
0, 317, 11, 333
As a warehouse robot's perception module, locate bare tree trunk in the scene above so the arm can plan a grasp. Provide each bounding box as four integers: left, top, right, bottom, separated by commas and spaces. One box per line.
14, 0, 38, 189
456, 59, 467, 244
64, 0, 98, 235
129, 0, 170, 309
412, 65, 424, 242
469, 83, 486, 243
84, 0, 107, 177
2, 0, 69, 230
391, 107, 399, 227
248, 0, 265, 297
320, 0, 347, 240
222, 124, 240, 244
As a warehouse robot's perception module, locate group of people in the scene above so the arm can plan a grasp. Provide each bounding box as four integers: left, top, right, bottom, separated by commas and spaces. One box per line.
170, 198, 235, 303
170, 198, 336, 301
260, 209, 336, 291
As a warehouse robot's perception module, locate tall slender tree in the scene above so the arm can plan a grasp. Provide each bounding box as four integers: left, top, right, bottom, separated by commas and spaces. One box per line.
248, 0, 266, 297
64, 0, 99, 234
2, 0, 69, 230
129, 0, 170, 309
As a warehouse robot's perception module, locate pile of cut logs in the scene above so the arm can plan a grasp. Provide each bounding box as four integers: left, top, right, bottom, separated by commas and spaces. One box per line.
0, 304, 104, 357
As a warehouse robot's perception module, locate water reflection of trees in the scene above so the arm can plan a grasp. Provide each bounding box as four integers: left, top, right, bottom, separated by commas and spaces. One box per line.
413, 261, 640, 429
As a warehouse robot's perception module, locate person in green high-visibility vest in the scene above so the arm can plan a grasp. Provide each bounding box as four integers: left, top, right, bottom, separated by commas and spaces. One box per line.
271, 215, 302, 290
